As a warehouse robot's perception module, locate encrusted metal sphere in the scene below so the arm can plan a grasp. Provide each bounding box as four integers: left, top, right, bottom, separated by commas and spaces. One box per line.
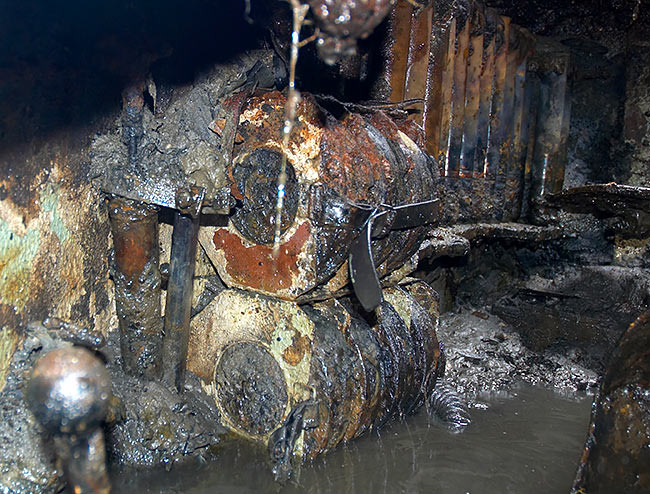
25, 346, 111, 435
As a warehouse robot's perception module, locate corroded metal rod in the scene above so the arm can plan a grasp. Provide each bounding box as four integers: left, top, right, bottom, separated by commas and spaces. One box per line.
108, 197, 163, 380
162, 210, 200, 391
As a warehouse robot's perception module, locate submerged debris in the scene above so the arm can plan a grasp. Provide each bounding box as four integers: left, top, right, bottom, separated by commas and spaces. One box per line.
427, 383, 472, 433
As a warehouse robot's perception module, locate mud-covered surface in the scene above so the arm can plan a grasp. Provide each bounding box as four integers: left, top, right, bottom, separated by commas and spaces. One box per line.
0, 320, 229, 494
0, 326, 74, 494
101, 329, 227, 468
438, 309, 599, 398
418, 220, 650, 397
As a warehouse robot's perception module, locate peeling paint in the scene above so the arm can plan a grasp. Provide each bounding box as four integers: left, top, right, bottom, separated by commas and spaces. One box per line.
0, 219, 40, 311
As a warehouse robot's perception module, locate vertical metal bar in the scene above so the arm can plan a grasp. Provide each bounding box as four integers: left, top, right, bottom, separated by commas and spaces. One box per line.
162, 211, 200, 391
423, 9, 455, 161
404, 3, 433, 123
380, 0, 414, 102
446, 15, 471, 177
474, 9, 497, 178
491, 17, 516, 220
460, 6, 485, 177
439, 17, 457, 174
55, 431, 111, 494
530, 39, 571, 199
520, 72, 539, 222
109, 197, 163, 380
503, 27, 535, 221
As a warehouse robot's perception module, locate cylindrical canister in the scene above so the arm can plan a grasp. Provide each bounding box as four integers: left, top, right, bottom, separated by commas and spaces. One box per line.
186, 280, 444, 460
198, 91, 438, 301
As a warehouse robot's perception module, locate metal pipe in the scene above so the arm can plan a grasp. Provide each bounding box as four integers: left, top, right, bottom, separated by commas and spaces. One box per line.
162, 210, 201, 391
108, 196, 163, 380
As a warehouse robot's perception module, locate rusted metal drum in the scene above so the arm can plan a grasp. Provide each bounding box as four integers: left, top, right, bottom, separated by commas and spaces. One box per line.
199, 90, 437, 301
186, 280, 444, 460
187, 289, 314, 440
571, 312, 650, 494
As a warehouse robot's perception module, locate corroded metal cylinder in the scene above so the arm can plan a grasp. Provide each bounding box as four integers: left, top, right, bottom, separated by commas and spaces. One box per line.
571, 312, 650, 494
108, 196, 163, 380
186, 280, 444, 462
199, 90, 437, 301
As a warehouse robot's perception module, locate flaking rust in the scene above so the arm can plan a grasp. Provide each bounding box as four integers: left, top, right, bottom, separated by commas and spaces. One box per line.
571, 313, 650, 494
199, 90, 437, 301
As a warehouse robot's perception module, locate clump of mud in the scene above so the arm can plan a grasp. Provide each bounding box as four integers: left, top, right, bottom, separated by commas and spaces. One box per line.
438, 309, 599, 399
102, 329, 227, 469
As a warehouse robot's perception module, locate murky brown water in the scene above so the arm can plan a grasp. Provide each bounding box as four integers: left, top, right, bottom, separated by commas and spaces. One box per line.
112, 384, 592, 494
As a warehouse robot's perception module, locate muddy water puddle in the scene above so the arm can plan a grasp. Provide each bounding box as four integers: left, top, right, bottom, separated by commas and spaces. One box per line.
112, 384, 592, 494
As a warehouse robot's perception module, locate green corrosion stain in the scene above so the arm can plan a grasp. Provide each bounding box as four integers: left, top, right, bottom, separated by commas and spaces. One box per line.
0, 184, 72, 312
0, 220, 40, 311
40, 184, 71, 244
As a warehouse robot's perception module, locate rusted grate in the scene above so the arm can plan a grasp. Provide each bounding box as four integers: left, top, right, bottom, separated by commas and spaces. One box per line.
378, 0, 571, 222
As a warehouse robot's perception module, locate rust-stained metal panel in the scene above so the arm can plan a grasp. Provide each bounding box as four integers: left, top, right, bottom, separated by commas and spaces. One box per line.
485, 15, 511, 183
423, 4, 455, 159
377, 0, 414, 102
437, 17, 457, 170
447, 13, 471, 177
474, 9, 497, 178
459, 5, 485, 178
404, 3, 433, 122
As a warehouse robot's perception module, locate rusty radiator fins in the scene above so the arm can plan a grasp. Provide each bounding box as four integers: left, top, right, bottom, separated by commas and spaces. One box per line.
404, 3, 434, 123
377, 0, 414, 102
437, 17, 458, 171
490, 16, 517, 220
446, 9, 471, 178
502, 26, 536, 221
423, 4, 456, 161
474, 9, 497, 179
485, 15, 511, 188
520, 71, 540, 222
459, 4, 486, 178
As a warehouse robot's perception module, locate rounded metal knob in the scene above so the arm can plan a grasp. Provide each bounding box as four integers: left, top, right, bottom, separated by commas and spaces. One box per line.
25, 346, 111, 436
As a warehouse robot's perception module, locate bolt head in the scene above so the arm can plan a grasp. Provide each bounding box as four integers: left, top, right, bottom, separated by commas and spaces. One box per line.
25, 347, 111, 435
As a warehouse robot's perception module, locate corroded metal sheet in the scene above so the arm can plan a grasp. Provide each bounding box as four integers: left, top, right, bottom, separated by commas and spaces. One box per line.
404, 3, 433, 122
379, 0, 414, 102
459, 5, 485, 178
530, 38, 572, 198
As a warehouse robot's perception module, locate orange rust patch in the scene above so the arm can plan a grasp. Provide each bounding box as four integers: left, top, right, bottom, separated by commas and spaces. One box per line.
282, 330, 311, 366
319, 113, 389, 204
212, 222, 310, 294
